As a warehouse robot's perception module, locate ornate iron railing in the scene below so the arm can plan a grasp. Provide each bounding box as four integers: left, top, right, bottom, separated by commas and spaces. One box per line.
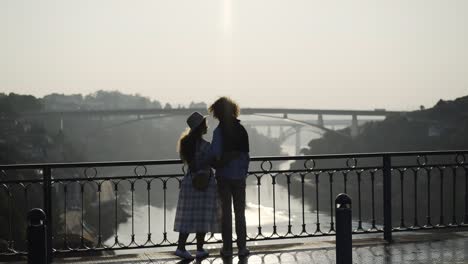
0, 150, 467, 258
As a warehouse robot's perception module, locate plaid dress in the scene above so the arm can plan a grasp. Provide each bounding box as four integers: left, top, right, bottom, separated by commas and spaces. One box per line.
174, 140, 221, 233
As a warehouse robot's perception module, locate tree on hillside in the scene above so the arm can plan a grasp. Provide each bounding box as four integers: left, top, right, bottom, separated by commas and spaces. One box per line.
0, 93, 43, 115
42, 90, 163, 110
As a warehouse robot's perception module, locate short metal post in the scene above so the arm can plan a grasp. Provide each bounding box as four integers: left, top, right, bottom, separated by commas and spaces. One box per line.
383, 155, 393, 242
336, 193, 352, 264
27, 208, 48, 264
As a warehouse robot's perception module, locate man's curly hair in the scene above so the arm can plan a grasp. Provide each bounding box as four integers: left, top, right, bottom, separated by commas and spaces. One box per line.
208, 96, 240, 120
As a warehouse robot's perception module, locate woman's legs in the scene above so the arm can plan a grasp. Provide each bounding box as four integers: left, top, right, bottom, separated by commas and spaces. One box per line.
196, 232, 206, 251
175, 232, 195, 260
177, 232, 189, 251
178, 232, 206, 251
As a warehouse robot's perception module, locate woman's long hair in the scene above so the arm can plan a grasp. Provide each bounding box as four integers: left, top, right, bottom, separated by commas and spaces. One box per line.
177, 121, 206, 164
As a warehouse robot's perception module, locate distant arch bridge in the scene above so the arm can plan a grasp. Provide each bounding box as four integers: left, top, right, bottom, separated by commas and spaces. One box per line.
23, 107, 406, 155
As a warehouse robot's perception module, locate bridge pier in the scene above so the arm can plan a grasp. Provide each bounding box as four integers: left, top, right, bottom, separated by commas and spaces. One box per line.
278, 126, 285, 145
295, 126, 301, 155
351, 114, 359, 138
60, 115, 64, 131
317, 114, 324, 127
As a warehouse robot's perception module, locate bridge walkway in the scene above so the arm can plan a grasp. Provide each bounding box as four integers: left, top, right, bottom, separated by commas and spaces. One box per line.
49, 230, 468, 264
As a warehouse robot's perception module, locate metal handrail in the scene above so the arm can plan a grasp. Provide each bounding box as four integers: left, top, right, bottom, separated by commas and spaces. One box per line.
0, 150, 467, 258
1, 150, 467, 170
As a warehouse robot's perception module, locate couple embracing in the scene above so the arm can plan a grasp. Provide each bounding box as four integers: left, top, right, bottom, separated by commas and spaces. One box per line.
173, 97, 250, 260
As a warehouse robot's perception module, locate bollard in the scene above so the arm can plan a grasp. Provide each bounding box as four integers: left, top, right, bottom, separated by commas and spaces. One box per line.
335, 193, 352, 264
27, 208, 48, 264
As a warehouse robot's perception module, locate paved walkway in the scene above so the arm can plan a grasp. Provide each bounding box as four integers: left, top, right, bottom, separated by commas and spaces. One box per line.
49, 230, 468, 264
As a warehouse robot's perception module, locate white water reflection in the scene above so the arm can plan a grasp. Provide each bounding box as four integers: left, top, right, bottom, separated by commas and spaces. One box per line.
105, 168, 337, 248
106, 138, 321, 247
106, 132, 373, 249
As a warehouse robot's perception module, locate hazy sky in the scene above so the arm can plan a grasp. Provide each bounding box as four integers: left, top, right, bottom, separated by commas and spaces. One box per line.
1, 0, 467, 110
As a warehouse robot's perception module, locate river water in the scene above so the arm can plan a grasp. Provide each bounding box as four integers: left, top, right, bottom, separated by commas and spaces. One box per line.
105, 128, 354, 247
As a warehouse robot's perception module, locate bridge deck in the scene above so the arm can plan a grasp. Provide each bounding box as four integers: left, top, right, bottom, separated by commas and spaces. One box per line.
44, 230, 468, 264
23, 107, 405, 117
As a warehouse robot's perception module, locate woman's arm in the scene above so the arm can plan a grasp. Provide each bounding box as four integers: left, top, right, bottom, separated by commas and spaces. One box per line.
197, 128, 222, 168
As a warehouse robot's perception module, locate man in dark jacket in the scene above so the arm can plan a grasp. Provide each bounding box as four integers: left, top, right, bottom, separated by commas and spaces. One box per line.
209, 97, 250, 257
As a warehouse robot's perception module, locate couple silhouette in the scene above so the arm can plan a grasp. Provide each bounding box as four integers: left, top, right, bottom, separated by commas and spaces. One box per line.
173, 97, 250, 260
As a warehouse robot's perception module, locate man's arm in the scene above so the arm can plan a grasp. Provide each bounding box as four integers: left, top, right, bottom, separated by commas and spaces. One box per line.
205, 128, 223, 168
211, 128, 222, 160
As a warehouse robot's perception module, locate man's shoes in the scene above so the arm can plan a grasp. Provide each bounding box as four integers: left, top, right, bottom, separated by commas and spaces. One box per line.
220, 248, 233, 257
196, 249, 209, 259
175, 249, 194, 260
238, 247, 250, 257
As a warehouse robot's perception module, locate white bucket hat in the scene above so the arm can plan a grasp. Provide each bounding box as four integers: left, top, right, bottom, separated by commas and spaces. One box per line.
186, 112, 207, 130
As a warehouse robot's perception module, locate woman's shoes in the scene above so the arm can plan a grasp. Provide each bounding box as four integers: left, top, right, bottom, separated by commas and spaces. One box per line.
175, 248, 210, 260
175, 249, 194, 260
196, 249, 210, 259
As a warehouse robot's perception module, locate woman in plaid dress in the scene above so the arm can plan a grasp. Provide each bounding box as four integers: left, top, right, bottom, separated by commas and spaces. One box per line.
173, 112, 220, 260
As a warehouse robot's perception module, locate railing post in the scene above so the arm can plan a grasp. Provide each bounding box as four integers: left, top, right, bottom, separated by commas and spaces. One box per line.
335, 193, 352, 264
27, 208, 48, 264
43, 167, 53, 262
383, 155, 393, 242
